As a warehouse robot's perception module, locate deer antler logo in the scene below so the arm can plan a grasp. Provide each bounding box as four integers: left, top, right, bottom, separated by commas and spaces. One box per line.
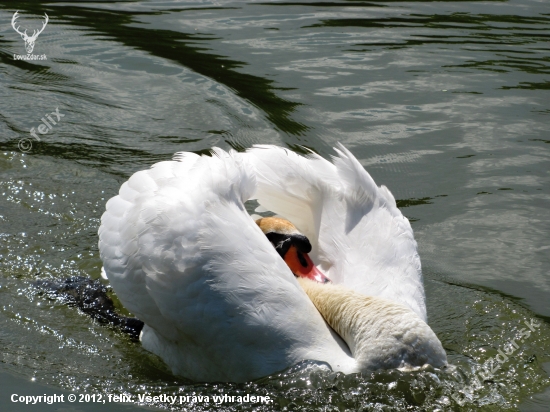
11, 11, 49, 54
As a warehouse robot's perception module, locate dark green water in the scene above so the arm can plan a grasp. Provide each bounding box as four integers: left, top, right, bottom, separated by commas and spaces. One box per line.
0, 0, 549, 410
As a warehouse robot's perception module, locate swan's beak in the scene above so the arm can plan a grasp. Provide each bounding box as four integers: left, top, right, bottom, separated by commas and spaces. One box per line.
284, 245, 331, 284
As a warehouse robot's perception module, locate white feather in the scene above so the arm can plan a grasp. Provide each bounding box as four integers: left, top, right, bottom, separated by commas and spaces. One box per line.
99, 149, 351, 382
98, 145, 443, 382
246, 144, 426, 320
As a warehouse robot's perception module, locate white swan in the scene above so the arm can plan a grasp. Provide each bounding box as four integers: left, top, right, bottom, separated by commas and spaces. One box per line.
98, 144, 447, 382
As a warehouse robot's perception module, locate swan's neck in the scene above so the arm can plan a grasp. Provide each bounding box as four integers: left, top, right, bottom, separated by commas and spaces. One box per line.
297, 278, 447, 372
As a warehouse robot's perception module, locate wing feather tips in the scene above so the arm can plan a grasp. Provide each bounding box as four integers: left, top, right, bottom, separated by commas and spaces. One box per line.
332, 145, 378, 204
379, 185, 398, 210
332, 145, 419, 255
172, 151, 200, 163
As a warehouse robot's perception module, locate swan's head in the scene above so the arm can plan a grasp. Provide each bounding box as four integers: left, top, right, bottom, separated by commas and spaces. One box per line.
255, 217, 330, 284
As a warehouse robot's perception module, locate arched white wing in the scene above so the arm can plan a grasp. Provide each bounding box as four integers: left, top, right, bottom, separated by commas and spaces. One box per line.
98, 149, 349, 382
245, 144, 426, 321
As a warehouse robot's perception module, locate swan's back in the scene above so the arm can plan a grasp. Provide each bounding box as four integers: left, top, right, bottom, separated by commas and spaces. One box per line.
98, 149, 349, 382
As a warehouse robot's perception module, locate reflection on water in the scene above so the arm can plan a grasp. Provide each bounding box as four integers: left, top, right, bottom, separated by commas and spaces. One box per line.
307, 9, 550, 81
2, 3, 308, 137
0, 0, 549, 410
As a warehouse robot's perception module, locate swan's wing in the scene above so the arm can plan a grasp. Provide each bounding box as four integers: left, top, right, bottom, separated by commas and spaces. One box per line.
98, 149, 347, 381
245, 144, 426, 321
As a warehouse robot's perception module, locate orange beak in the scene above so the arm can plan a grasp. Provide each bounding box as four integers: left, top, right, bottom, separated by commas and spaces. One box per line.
284, 245, 331, 283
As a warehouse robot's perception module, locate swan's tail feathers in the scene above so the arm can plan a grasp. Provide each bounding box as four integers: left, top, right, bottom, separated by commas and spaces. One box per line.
33, 276, 144, 340
246, 144, 427, 321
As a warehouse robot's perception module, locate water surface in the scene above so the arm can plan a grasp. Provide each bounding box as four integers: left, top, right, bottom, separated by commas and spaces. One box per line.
0, 0, 549, 410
